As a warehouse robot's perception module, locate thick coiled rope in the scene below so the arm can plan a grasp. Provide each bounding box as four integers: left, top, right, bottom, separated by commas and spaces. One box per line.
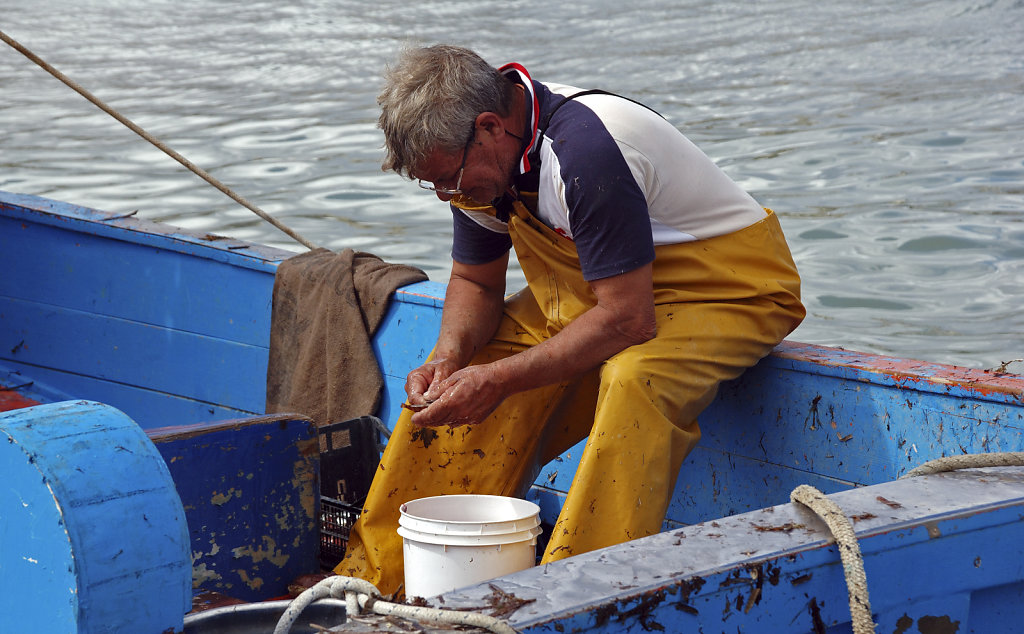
790, 485, 876, 634
273, 575, 518, 634
790, 452, 1024, 634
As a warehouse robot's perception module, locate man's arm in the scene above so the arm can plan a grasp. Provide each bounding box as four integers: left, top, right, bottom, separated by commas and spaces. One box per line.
411, 262, 656, 426
496, 263, 656, 392
405, 254, 509, 404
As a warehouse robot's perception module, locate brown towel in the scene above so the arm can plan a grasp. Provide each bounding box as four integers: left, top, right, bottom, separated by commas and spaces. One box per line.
265, 248, 428, 427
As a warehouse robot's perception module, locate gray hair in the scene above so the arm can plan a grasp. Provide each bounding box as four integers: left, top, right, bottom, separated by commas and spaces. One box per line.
377, 45, 516, 178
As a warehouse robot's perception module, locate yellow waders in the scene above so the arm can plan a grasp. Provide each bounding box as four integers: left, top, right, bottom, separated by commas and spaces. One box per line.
336, 202, 804, 595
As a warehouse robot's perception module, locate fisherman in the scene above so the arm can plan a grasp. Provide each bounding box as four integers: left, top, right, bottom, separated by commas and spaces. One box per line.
337, 44, 805, 593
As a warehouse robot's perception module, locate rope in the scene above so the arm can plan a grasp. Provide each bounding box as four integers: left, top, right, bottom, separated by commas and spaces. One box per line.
0, 28, 317, 251
790, 485, 876, 634
901, 451, 1024, 478
282, 457, 1022, 634
788, 453, 1024, 633
274, 575, 519, 634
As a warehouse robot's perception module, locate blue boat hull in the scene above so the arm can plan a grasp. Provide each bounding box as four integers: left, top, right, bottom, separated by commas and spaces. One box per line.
2, 189, 1023, 632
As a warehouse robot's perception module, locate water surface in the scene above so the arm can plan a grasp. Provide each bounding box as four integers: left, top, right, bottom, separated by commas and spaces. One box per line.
2, 0, 1021, 369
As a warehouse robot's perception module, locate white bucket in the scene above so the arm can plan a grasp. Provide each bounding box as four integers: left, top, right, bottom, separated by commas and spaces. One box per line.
397, 494, 542, 598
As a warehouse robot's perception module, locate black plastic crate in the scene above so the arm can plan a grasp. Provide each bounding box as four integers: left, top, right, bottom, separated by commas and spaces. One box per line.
318, 415, 386, 503
320, 496, 361, 570
317, 416, 388, 570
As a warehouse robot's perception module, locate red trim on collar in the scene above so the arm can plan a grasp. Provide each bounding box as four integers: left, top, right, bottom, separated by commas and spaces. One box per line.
498, 62, 539, 174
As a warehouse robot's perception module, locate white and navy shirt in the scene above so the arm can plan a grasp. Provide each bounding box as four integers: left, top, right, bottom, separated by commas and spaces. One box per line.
451, 63, 766, 281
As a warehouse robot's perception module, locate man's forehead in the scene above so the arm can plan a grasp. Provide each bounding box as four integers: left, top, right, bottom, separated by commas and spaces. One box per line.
413, 146, 461, 181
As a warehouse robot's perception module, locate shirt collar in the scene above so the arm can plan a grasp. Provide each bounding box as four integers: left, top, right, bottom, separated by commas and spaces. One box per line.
498, 62, 540, 174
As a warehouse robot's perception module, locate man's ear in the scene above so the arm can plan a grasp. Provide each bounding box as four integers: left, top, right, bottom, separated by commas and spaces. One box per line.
475, 112, 505, 139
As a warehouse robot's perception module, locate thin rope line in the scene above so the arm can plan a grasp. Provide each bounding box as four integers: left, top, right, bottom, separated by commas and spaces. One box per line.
902, 452, 1024, 478
0, 28, 317, 251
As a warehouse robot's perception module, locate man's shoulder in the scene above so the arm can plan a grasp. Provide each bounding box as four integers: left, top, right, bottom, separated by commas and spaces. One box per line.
541, 87, 668, 147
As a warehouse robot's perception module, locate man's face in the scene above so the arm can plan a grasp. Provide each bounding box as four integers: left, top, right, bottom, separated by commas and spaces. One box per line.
415, 124, 516, 205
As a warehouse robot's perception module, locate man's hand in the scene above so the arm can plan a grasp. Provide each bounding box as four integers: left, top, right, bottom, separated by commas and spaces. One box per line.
408, 364, 507, 427
405, 357, 460, 405
403, 255, 508, 426
403, 261, 656, 428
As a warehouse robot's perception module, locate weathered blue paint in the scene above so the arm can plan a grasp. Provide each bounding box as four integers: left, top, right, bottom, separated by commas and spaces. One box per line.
0, 190, 287, 270
659, 340, 1024, 526
0, 191, 289, 428
372, 280, 446, 426
0, 400, 191, 632
526, 356, 1024, 531
0, 190, 443, 431
4, 187, 1024, 524
1, 367, 76, 405
4, 189, 1024, 628
148, 414, 320, 602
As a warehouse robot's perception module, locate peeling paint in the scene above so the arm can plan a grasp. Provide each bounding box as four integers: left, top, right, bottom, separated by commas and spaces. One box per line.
275, 507, 295, 532
231, 535, 290, 568
151, 415, 320, 602
773, 341, 1024, 403
211, 488, 242, 506
236, 569, 265, 592
918, 614, 960, 634
192, 563, 222, 587
290, 437, 318, 522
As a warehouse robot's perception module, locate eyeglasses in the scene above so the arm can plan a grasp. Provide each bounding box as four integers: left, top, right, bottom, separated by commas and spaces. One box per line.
418, 126, 476, 195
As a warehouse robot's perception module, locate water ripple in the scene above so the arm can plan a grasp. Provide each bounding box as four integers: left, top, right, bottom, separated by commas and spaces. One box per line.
1, 0, 1021, 369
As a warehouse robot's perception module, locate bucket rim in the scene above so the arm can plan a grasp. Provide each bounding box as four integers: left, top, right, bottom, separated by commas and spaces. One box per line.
399, 513, 541, 534
399, 494, 540, 525
398, 523, 543, 547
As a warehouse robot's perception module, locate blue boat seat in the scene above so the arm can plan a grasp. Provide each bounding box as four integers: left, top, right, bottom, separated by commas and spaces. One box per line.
148, 412, 320, 604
